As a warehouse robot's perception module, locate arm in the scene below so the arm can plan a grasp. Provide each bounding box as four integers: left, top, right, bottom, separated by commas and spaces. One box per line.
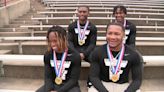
125, 54, 143, 92
67, 24, 79, 53
44, 53, 54, 92
83, 25, 97, 57
89, 48, 108, 92
127, 24, 136, 48
57, 53, 81, 92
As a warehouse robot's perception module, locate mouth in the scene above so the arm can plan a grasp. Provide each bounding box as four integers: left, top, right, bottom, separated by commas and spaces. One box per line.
52, 47, 57, 50
116, 17, 123, 21
109, 40, 117, 45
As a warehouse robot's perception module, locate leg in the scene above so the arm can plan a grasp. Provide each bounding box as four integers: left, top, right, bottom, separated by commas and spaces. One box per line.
87, 77, 92, 88
135, 50, 144, 73
68, 86, 81, 92
84, 57, 92, 88
88, 86, 98, 92
35, 85, 44, 92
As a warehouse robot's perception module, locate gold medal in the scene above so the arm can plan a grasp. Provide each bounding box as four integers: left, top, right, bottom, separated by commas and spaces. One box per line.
55, 77, 62, 85
111, 74, 119, 82
79, 40, 84, 45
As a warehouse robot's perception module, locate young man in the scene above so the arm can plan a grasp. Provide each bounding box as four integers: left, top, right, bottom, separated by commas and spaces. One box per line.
36, 26, 81, 92
88, 22, 143, 92
113, 5, 144, 67
67, 5, 97, 88
113, 5, 136, 48
67, 5, 97, 63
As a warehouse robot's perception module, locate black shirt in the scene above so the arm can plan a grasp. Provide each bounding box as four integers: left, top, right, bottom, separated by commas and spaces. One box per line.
89, 44, 143, 92
43, 47, 81, 92
124, 20, 137, 48
67, 20, 97, 60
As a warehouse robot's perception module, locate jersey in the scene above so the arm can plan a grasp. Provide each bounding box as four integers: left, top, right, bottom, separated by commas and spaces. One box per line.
43, 47, 81, 92
124, 20, 136, 48
89, 44, 143, 92
67, 20, 97, 60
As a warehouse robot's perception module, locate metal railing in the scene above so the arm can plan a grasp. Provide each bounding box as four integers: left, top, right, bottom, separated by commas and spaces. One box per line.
0, 0, 11, 7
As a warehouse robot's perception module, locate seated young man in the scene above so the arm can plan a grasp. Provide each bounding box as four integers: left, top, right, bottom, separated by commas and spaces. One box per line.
88, 23, 143, 92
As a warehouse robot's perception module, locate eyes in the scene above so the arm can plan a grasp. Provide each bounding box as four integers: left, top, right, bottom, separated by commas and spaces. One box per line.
107, 32, 121, 36
48, 39, 57, 44
78, 10, 88, 14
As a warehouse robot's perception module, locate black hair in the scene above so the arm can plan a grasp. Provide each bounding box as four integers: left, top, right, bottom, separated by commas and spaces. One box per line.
113, 5, 127, 15
106, 22, 125, 32
46, 25, 68, 52
78, 5, 90, 11
47, 25, 66, 39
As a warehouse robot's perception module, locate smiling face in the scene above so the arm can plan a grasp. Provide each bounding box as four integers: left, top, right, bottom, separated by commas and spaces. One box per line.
113, 6, 127, 23
47, 26, 68, 53
114, 8, 126, 22
48, 32, 59, 51
77, 6, 89, 23
106, 24, 125, 51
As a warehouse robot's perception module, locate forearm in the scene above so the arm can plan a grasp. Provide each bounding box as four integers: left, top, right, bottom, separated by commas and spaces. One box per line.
45, 79, 54, 92
90, 77, 108, 92
57, 79, 77, 92
125, 55, 143, 92
83, 44, 95, 57
125, 79, 142, 92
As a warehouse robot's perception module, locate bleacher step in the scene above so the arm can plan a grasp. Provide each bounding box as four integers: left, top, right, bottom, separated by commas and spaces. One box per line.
11, 21, 40, 25
0, 77, 43, 92
0, 50, 12, 54
0, 89, 34, 92
0, 77, 164, 92
0, 28, 30, 32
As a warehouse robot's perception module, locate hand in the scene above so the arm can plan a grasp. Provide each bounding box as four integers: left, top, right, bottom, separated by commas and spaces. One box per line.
80, 53, 85, 60
50, 91, 57, 92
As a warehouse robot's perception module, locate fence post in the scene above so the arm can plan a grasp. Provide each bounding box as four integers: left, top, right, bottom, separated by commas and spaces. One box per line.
4, 0, 6, 6
0, 61, 4, 76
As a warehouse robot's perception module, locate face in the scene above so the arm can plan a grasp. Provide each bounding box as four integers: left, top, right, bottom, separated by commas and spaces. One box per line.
106, 25, 125, 50
114, 8, 126, 22
77, 7, 89, 22
48, 32, 58, 51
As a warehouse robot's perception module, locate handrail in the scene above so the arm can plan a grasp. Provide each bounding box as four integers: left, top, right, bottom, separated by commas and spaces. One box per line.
31, 16, 164, 21
0, 0, 12, 7
20, 25, 164, 29
37, 11, 164, 16
45, 7, 164, 12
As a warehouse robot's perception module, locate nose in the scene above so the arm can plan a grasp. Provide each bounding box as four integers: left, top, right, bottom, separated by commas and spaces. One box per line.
116, 13, 121, 17
80, 12, 85, 16
110, 34, 116, 40
51, 41, 56, 47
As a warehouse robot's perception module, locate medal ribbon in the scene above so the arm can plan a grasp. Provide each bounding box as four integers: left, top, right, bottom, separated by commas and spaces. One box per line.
115, 19, 126, 27
77, 20, 89, 41
53, 50, 68, 77
107, 44, 125, 74
123, 19, 126, 27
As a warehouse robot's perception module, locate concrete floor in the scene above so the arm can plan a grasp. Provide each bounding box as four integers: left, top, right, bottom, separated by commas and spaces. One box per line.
0, 77, 164, 92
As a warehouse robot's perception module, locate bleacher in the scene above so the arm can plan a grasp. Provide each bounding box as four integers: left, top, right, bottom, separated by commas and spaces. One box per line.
0, 0, 164, 92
